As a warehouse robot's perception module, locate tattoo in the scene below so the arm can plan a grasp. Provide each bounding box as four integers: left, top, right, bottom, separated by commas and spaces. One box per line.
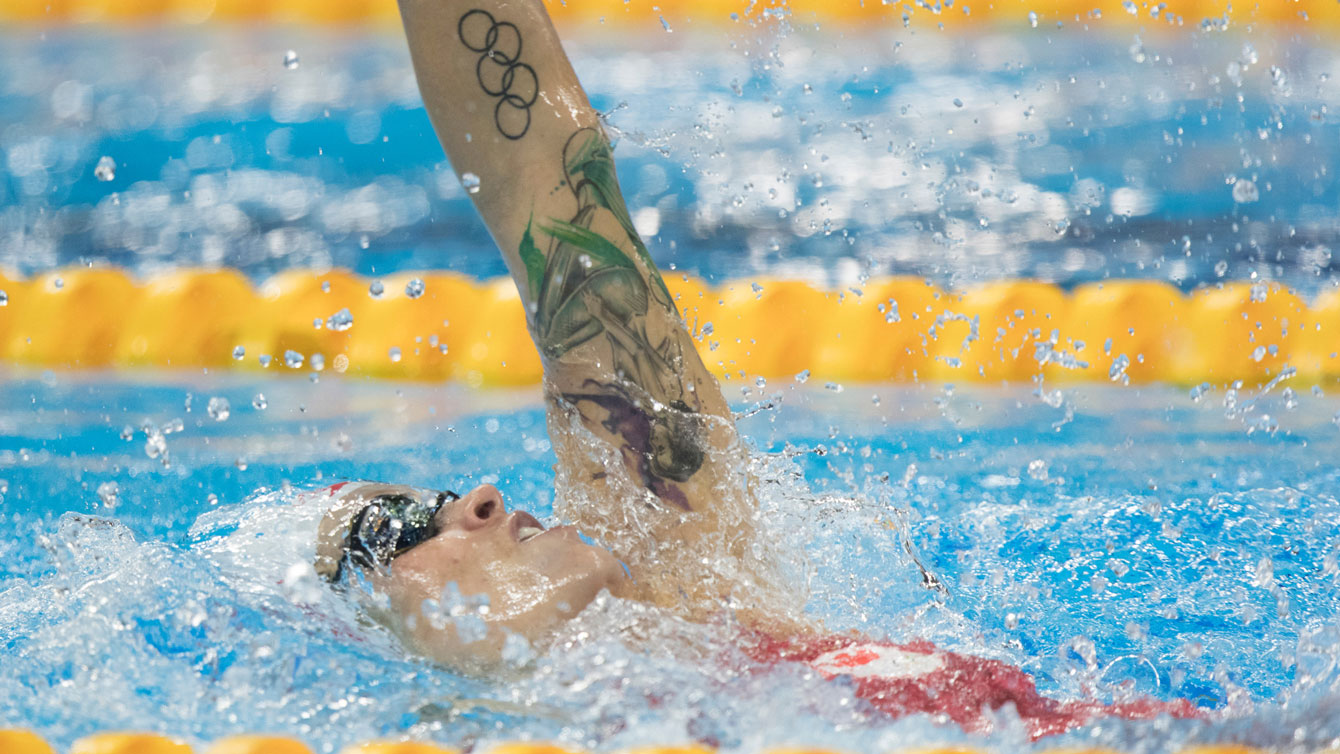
520, 128, 706, 506
458, 9, 538, 140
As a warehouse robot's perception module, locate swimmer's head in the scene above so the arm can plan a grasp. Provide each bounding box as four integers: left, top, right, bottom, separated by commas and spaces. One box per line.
314, 481, 629, 671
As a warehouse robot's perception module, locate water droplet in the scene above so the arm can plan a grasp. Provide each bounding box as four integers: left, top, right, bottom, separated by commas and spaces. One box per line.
405, 278, 426, 299
1214, 260, 1229, 277
94, 155, 116, 182
231, 345, 245, 360
1250, 282, 1268, 302
207, 396, 231, 421
96, 481, 119, 510
952, 97, 964, 108
701, 322, 714, 337
1027, 459, 1049, 480
52, 277, 64, 290
280, 561, 322, 604
119, 425, 134, 441
326, 307, 354, 331
389, 346, 402, 363
284, 350, 304, 368
461, 172, 481, 194
824, 381, 844, 393
795, 369, 810, 383
1005, 612, 1019, 629
1190, 382, 1212, 401
1122, 0, 1137, 14
252, 393, 268, 410
0, 290, 7, 306
1109, 353, 1131, 383
368, 280, 385, 299
144, 431, 167, 460
283, 49, 300, 69
1028, 10, 1039, 27
258, 354, 273, 368
659, 14, 673, 31
1251, 345, 1267, 362
1232, 178, 1259, 203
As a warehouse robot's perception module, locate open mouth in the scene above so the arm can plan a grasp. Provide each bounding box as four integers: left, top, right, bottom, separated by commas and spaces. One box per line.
512, 511, 546, 543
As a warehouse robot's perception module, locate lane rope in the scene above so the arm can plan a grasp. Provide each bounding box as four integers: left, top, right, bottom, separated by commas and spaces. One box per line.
0, 0, 1330, 28
0, 268, 1330, 386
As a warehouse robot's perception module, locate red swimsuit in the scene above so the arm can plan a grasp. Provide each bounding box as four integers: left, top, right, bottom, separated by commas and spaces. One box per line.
741, 632, 1203, 738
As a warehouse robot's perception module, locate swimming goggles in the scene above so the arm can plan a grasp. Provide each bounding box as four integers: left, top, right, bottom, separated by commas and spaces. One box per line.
333, 488, 460, 582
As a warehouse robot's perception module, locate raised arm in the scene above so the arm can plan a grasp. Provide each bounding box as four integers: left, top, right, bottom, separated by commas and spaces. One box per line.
396, 0, 769, 612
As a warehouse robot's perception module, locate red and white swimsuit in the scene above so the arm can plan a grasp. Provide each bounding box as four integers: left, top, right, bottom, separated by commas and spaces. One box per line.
741, 632, 1203, 738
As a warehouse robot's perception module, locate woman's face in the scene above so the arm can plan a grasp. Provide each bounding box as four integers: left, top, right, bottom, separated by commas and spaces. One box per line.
321, 483, 629, 670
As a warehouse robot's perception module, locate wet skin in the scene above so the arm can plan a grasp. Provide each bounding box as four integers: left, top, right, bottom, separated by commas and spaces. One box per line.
324, 483, 630, 670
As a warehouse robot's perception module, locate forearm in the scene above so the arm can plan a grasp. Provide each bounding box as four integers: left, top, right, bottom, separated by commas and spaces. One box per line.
397, 0, 596, 279
398, 0, 733, 515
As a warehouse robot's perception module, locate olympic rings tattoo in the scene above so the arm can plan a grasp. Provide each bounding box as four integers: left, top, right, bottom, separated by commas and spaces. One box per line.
458, 9, 539, 140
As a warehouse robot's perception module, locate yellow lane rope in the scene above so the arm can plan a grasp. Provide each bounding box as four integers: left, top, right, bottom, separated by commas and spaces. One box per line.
0, 267, 1330, 386
0, 0, 1331, 28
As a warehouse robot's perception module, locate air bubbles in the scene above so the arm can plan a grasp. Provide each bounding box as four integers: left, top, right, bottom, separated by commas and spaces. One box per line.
231, 345, 245, 360
952, 97, 964, 108
405, 278, 426, 299
461, 172, 481, 194
252, 393, 268, 410
94, 155, 116, 182
258, 354, 273, 368
1027, 10, 1038, 27
284, 350, 304, 369
368, 280, 385, 299
283, 50, 300, 70
389, 346, 402, 363
795, 369, 810, 383
206, 396, 231, 421
824, 381, 844, 393
0, 290, 7, 307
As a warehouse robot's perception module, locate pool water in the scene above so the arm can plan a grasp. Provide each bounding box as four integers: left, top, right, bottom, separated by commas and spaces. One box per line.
5, 13, 1340, 754
2, 372, 1339, 751
1, 25, 1339, 293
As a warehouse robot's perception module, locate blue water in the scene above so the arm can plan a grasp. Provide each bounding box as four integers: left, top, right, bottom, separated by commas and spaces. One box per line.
2, 371, 1339, 751
1, 26, 1339, 292
5, 16, 1340, 753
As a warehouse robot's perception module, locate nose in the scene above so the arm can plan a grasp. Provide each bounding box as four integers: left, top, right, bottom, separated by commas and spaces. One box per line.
454, 484, 507, 531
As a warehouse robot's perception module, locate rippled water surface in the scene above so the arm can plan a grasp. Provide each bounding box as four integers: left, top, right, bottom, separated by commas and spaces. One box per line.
2, 24, 1339, 291
4, 16, 1340, 754
2, 373, 1339, 751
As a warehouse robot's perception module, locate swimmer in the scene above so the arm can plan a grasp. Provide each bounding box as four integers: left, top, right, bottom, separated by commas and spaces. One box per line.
314, 0, 1202, 736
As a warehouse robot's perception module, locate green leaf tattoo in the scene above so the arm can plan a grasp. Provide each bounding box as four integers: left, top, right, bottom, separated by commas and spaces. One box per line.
519, 216, 546, 303
525, 127, 706, 506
